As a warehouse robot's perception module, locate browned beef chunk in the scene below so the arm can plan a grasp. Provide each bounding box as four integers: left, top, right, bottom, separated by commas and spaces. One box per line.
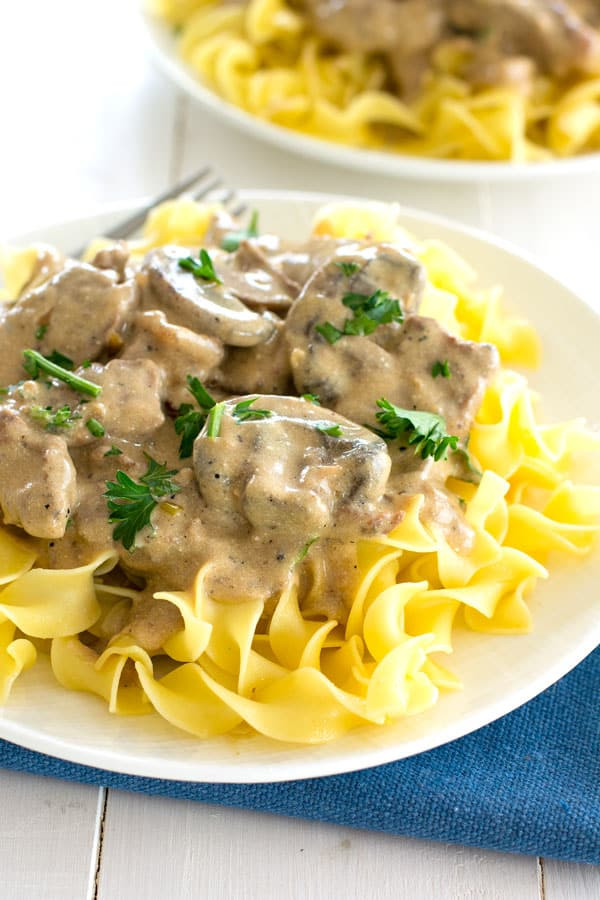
193, 395, 391, 538
122, 310, 223, 407
0, 262, 137, 385
0, 407, 77, 539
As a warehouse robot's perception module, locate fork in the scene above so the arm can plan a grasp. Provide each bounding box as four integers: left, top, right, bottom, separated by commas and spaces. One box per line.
71, 165, 246, 257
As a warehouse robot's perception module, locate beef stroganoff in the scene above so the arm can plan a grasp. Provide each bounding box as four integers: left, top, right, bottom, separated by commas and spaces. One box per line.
0, 199, 598, 743
152, 0, 600, 161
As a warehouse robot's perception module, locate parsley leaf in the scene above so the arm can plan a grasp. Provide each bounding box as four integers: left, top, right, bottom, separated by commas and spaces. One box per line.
104, 445, 123, 457
232, 397, 272, 423
22, 350, 101, 397
374, 398, 459, 461
294, 536, 319, 565
35, 324, 48, 340
336, 261, 360, 277
86, 417, 105, 437
175, 405, 206, 458
315, 321, 343, 344
174, 375, 216, 458
178, 248, 222, 284
30, 404, 81, 431
316, 289, 404, 344
316, 423, 342, 437
45, 350, 74, 370
187, 375, 216, 411
221, 210, 259, 253
104, 455, 180, 552
302, 393, 321, 405
432, 360, 451, 378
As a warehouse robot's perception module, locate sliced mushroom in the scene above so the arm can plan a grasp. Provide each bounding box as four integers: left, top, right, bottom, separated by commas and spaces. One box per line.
141, 246, 276, 347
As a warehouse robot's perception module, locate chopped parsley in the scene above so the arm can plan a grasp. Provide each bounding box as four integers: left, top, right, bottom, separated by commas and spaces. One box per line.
45, 350, 74, 370
432, 360, 451, 378
86, 417, 105, 438
22, 350, 101, 397
302, 393, 321, 405
30, 404, 81, 432
104, 445, 123, 457
374, 398, 459, 461
316, 423, 343, 437
178, 248, 222, 284
81, 359, 92, 369
221, 210, 260, 253
174, 375, 216, 458
294, 536, 319, 565
336, 261, 360, 277
35, 324, 48, 340
104, 455, 181, 552
316, 289, 404, 344
232, 397, 272, 424
206, 401, 226, 438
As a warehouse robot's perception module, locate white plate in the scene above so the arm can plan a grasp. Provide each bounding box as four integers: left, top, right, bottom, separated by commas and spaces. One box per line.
141, 9, 600, 183
1, 190, 599, 783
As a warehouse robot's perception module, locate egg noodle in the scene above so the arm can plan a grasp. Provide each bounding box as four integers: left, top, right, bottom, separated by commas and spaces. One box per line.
150, 0, 600, 162
0, 199, 598, 743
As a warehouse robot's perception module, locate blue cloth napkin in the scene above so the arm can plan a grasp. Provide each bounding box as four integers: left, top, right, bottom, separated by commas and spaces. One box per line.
1, 648, 598, 864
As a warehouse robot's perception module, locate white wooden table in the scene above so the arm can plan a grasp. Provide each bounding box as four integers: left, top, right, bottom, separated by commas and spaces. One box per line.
0, 2, 598, 897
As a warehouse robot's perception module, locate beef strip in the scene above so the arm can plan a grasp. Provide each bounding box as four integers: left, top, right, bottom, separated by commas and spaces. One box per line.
214, 318, 293, 396
0, 262, 137, 385
122, 310, 224, 407
91, 241, 131, 282
0, 407, 77, 539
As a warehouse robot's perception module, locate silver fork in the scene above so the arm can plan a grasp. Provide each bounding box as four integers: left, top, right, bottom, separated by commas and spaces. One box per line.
71, 165, 246, 257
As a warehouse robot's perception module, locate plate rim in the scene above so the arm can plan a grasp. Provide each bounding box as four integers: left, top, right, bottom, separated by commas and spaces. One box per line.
140, 8, 600, 184
0, 188, 598, 783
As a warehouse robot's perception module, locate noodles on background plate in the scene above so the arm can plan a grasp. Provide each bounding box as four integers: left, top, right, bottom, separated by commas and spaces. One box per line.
150, 0, 600, 163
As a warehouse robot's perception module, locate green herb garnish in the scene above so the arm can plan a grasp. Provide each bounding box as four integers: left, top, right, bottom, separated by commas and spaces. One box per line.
22, 350, 101, 397
432, 360, 451, 378
232, 397, 272, 423
81, 359, 92, 369
316, 423, 342, 437
45, 350, 74, 370
302, 393, 321, 405
104, 445, 123, 457
178, 248, 222, 284
30, 404, 81, 431
35, 324, 48, 341
104, 455, 181, 552
206, 401, 226, 437
294, 536, 319, 565
316, 289, 404, 344
336, 261, 360, 277
221, 210, 259, 253
374, 398, 459, 461
86, 418, 105, 438
174, 375, 216, 458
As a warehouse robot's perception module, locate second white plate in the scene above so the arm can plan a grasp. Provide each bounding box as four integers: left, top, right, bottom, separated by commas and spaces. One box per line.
141, 10, 600, 183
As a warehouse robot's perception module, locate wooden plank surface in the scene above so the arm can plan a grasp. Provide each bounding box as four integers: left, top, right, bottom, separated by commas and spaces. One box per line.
543, 859, 600, 900
97, 792, 540, 900
0, 771, 100, 900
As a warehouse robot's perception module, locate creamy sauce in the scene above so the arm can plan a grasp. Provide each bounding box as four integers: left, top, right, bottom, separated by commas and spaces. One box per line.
0, 217, 499, 653
305, 0, 600, 95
